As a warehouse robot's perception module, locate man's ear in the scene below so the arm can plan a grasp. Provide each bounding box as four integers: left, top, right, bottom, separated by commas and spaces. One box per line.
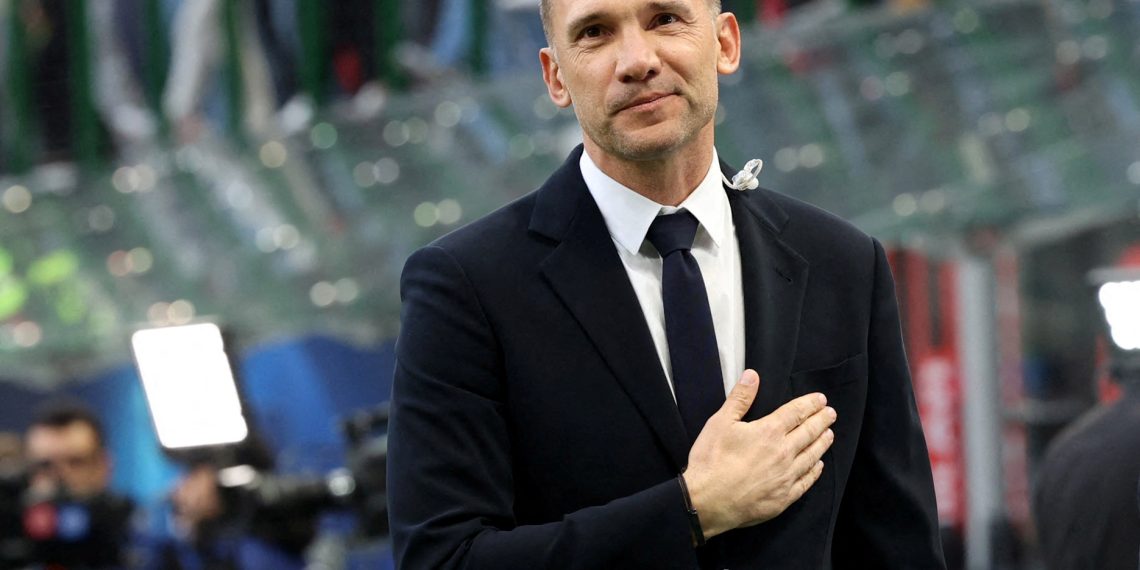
540, 47, 573, 108
715, 13, 742, 75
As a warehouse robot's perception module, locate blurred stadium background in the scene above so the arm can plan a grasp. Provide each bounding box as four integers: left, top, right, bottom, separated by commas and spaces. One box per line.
0, 0, 1139, 568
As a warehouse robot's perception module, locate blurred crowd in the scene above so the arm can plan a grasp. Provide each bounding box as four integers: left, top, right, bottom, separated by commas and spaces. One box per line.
0, 0, 559, 167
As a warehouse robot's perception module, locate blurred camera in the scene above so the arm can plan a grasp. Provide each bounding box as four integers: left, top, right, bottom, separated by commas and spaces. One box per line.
213, 404, 390, 545
0, 469, 133, 569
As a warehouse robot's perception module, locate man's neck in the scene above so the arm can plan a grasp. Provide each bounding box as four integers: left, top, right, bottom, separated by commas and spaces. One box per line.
582, 133, 716, 207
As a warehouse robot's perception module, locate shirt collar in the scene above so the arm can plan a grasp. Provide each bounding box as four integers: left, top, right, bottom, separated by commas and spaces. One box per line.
580, 149, 729, 255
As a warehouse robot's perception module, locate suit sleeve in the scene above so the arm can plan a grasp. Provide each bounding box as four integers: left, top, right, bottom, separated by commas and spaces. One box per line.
831, 238, 947, 568
387, 245, 697, 570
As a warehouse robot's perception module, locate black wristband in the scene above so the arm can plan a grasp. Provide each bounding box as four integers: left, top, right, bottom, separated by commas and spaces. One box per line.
676, 474, 706, 547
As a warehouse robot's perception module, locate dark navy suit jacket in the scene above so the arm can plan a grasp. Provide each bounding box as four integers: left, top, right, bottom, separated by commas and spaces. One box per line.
388, 146, 945, 569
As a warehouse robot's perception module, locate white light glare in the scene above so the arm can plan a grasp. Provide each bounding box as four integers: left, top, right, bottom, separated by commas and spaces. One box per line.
1098, 280, 1140, 351
132, 323, 249, 449
218, 465, 259, 488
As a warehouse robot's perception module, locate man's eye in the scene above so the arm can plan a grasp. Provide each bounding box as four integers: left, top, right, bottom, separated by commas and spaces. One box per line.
653, 14, 680, 26
581, 25, 604, 39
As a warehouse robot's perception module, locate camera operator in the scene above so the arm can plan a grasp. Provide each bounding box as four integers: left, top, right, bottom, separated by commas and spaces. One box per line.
145, 451, 310, 570
22, 401, 134, 569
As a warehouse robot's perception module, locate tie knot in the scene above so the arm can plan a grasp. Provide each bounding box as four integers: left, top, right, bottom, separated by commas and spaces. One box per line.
646, 211, 699, 257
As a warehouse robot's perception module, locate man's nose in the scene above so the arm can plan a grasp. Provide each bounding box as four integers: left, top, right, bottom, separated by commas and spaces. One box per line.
616, 30, 661, 83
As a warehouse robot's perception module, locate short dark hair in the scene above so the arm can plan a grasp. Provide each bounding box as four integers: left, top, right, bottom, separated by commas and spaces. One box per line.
540, 0, 723, 44
29, 401, 107, 450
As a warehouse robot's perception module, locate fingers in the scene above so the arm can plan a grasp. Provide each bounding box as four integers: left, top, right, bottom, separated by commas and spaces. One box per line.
790, 427, 833, 478
786, 405, 837, 452
719, 369, 760, 422
789, 460, 825, 502
770, 392, 828, 433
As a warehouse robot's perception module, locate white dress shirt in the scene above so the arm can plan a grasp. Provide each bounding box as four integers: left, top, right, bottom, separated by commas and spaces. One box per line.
580, 150, 746, 399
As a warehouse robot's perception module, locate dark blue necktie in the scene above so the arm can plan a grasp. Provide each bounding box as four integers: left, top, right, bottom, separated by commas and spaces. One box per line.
646, 211, 724, 444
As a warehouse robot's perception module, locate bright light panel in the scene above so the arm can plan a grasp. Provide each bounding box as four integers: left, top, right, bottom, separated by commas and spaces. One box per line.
1098, 280, 1140, 351
132, 324, 249, 449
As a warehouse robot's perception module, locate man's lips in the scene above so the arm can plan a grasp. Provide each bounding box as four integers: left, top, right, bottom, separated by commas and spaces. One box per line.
617, 92, 675, 113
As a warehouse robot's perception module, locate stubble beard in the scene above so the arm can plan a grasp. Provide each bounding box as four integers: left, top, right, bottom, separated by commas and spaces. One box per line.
579, 93, 718, 163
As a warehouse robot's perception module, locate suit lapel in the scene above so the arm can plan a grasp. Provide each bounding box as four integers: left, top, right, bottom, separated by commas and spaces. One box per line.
532, 147, 691, 471
725, 185, 810, 422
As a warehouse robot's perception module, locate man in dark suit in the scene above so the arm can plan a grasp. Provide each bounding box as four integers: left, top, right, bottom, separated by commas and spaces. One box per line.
1033, 366, 1140, 570
387, 0, 945, 567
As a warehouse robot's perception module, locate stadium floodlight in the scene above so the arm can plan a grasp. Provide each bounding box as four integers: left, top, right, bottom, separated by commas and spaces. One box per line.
131, 323, 249, 450
1098, 279, 1140, 351
1090, 263, 1140, 355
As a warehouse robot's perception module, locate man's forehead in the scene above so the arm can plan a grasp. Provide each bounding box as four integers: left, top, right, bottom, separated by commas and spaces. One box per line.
548, 0, 707, 26
27, 423, 99, 451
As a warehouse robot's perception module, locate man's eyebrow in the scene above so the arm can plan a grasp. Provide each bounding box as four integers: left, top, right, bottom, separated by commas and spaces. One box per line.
563, 1, 697, 38
564, 10, 607, 39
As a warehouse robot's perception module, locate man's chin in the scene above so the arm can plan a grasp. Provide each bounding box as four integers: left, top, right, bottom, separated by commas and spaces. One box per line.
609, 132, 694, 162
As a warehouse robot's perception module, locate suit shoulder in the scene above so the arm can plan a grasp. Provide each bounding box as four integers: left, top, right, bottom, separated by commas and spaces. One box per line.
749, 187, 876, 261
421, 190, 541, 262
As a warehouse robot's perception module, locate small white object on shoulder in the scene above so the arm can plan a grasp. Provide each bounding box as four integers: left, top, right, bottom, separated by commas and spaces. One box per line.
722, 158, 764, 191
